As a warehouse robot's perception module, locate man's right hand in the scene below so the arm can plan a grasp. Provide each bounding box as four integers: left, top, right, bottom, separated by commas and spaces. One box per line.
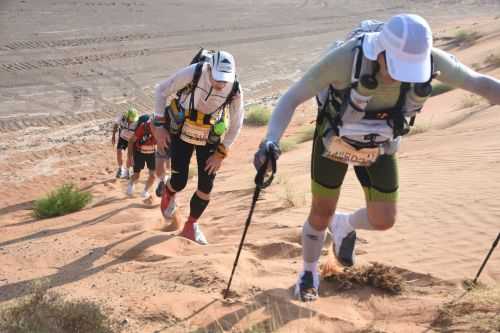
153, 126, 171, 153
253, 140, 281, 172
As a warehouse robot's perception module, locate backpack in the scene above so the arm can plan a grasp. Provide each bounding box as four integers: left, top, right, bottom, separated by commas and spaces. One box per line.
316, 20, 435, 143
136, 114, 152, 145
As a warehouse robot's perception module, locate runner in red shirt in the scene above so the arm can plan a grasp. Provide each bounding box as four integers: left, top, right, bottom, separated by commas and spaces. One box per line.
127, 118, 157, 202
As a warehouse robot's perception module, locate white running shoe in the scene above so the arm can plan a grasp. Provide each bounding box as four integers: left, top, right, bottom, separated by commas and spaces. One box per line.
328, 213, 356, 267
127, 182, 135, 196
141, 190, 151, 199
294, 270, 319, 302
193, 223, 208, 245
121, 167, 129, 179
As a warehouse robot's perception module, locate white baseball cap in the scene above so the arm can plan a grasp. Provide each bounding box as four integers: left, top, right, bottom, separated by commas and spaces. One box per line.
362, 14, 433, 83
210, 51, 236, 83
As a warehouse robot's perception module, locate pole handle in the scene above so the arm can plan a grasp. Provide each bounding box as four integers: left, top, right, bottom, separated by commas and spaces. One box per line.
255, 149, 277, 189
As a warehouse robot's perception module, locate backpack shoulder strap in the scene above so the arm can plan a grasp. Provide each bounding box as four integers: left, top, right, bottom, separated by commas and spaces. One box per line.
351, 36, 365, 83
216, 79, 240, 114
187, 62, 205, 113
191, 62, 204, 89
227, 80, 240, 103
176, 62, 205, 99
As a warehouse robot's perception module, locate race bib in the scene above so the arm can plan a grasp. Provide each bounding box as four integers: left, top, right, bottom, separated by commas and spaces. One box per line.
139, 145, 155, 154
180, 120, 210, 146
119, 129, 134, 141
322, 136, 380, 166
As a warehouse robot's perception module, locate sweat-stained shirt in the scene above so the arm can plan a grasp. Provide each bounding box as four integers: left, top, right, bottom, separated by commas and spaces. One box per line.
154, 63, 244, 148
266, 36, 478, 143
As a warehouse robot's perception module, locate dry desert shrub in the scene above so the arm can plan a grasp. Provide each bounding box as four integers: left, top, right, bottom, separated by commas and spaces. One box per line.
0, 284, 116, 333
485, 53, 500, 68
431, 283, 500, 332
460, 94, 484, 108
244, 104, 271, 126
353, 328, 386, 333
453, 30, 482, 46
275, 175, 306, 208
32, 183, 92, 219
323, 262, 404, 295
280, 124, 315, 153
408, 122, 432, 136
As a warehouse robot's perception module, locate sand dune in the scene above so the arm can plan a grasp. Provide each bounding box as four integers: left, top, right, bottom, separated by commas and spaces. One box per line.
1, 3, 500, 332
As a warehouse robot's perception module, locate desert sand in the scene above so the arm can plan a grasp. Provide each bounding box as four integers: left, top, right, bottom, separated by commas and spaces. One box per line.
1, 1, 499, 332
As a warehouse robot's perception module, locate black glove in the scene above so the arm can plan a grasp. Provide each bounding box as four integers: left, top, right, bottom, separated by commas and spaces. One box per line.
253, 140, 281, 172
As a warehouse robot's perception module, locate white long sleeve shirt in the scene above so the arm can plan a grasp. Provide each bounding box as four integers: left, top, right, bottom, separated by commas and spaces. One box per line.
154, 63, 244, 148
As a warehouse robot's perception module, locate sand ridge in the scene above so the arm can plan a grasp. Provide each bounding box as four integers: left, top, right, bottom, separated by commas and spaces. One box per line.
1, 3, 500, 332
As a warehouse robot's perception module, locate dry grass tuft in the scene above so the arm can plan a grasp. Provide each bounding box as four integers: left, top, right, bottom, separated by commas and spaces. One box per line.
431, 283, 500, 332
485, 53, 500, 68
33, 183, 92, 219
462, 278, 486, 291
244, 104, 272, 126
323, 262, 404, 294
408, 122, 431, 136
453, 30, 482, 46
275, 175, 306, 208
280, 125, 315, 153
460, 94, 484, 108
353, 328, 386, 333
0, 284, 116, 333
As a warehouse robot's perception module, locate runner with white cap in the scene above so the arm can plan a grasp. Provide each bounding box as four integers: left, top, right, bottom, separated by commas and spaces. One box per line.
151, 50, 244, 245
254, 14, 500, 302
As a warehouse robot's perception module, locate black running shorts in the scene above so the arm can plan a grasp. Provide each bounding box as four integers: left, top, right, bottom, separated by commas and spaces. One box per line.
117, 137, 128, 150
169, 135, 217, 194
311, 134, 399, 202
133, 150, 155, 172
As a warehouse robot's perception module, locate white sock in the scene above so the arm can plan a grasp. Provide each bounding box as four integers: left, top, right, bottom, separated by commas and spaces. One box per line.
303, 261, 318, 274
302, 220, 325, 264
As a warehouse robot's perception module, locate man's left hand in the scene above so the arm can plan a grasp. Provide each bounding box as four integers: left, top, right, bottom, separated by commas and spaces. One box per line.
204, 154, 224, 175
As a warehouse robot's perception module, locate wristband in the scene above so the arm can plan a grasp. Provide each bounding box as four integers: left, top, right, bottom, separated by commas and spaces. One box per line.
214, 143, 228, 159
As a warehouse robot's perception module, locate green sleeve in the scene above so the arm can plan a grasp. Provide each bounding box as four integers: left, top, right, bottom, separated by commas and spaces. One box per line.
433, 48, 473, 88
300, 39, 356, 95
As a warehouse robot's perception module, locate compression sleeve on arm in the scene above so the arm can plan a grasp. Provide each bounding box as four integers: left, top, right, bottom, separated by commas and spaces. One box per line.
434, 48, 500, 104
264, 46, 349, 143
154, 64, 196, 117
265, 81, 313, 143
462, 70, 500, 105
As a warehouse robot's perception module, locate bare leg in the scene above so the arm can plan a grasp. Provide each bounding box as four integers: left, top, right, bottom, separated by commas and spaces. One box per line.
365, 201, 397, 230
145, 171, 155, 193
116, 149, 123, 167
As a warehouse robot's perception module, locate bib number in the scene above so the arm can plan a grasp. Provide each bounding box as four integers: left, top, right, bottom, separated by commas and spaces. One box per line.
180, 120, 210, 146
139, 145, 155, 154
322, 136, 380, 166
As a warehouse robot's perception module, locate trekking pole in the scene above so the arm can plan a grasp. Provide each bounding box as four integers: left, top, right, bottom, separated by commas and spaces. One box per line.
223, 152, 277, 299
472, 232, 500, 285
